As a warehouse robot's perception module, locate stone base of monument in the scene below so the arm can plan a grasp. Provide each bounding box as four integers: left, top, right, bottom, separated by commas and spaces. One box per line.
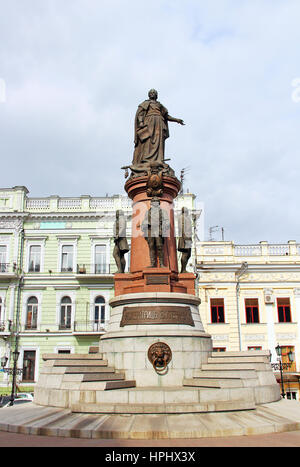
30, 292, 285, 439
100, 292, 211, 388
33, 292, 280, 420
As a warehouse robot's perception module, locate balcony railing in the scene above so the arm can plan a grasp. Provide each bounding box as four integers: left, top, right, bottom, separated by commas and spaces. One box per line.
199, 242, 300, 259
20, 321, 108, 333
0, 263, 17, 274
234, 245, 262, 256
73, 321, 107, 333
76, 264, 111, 275
269, 245, 289, 256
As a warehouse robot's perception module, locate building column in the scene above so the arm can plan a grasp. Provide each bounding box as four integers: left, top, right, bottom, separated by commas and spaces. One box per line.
265, 289, 277, 361
293, 289, 300, 371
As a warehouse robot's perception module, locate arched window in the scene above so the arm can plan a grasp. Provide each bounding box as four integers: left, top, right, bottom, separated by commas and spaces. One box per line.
26, 297, 38, 330
60, 296, 72, 330
94, 296, 105, 325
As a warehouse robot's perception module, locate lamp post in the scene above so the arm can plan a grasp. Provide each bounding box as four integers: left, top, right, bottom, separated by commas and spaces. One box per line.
275, 344, 285, 398
9, 350, 20, 406
274, 345, 295, 399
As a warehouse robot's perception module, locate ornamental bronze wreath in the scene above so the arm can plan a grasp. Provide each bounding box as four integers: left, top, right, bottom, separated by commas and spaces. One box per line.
148, 342, 172, 375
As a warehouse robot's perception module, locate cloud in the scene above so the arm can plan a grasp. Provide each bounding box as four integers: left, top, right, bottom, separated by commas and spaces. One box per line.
0, 0, 300, 243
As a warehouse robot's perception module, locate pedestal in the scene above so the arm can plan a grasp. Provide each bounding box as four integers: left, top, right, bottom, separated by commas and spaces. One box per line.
114, 174, 197, 296
100, 292, 212, 387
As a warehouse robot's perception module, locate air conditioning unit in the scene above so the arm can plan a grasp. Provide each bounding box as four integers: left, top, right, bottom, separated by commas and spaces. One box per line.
264, 291, 275, 304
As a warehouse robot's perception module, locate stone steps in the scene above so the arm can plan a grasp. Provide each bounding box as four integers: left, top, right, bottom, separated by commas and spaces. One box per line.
35, 352, 137, 397
183, 350, 280, 405
68, 385, 256, 413
184, 378, 242, 389
207, 356, 269, 364
82, 372, 125, 382
64, 366, 111, 373
43, 353, 104, 361
193, 369, 257, 379
201, 362, 269, 371
211, 350, 270, 358
70, 399, 255, 414
53, 360, 108, 367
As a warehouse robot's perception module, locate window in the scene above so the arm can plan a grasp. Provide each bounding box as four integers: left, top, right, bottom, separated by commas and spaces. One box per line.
61, 245, 74, 272
58, 349, 71, 354
277, 298, 292, 323
94, 245, 107, 273
0, 246, 7, 272
60, 296, 72, 329
28, 245, 41, 272
94, 296, 105, 325
211, 298, 225, 323
248, 346, 262, 351
213, 347, 226, 352
26, 297, 38, 330
22, 351, 36, 382
287, 391, 298, 400
245, 298, 260, 323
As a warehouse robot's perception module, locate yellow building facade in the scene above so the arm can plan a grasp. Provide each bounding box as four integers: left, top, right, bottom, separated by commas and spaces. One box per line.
196, 240, 300, 400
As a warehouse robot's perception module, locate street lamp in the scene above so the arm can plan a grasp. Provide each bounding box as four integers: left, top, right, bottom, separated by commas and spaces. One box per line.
288, 350, 295, 364
274, 345, 295, 398
1, 355, 8, 369
9, 350, 20, 406
275, 344, 285, 398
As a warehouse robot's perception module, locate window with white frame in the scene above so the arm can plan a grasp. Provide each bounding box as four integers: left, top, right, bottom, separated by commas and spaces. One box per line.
0, 245, 7, 272
28, 245, 41, 272
94, 245, 107, 273
60, 296, 72, 329
61, 245, 74, 272
26, 296, 38, 330
94, 296, 105, 325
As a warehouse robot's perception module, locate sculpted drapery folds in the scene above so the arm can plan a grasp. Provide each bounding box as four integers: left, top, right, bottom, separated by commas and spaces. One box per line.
132, 89, 184, 170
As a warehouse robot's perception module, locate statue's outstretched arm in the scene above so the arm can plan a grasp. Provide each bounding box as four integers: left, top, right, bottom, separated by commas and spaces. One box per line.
167, 115, 185, 125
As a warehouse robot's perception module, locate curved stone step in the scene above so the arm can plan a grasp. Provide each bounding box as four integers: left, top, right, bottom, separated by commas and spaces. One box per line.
65, 366, 111, 374
202, 363, 269, 371
54, 360, 108, 367
43, 353, 103, 361
211, 350, 270, 358
82, 372, 125, 382
208, 356, 269, 364
183, 377, 244, 389
70, 399, 255, 414
193, 369, 257, 379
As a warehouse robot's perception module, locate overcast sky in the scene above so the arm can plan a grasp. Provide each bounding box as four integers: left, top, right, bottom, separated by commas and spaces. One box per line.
1, 0, 300, 243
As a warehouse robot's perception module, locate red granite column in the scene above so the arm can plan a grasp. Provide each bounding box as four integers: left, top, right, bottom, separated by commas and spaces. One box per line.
113, 175, 196, 296
125, 175, 180, 274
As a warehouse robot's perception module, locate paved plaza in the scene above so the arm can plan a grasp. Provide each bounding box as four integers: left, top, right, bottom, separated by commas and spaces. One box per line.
0, 429, 300, 447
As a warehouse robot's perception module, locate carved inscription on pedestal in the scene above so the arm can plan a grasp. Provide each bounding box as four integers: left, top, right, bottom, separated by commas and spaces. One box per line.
120, 306, 195, 327
146, 275, 169, 285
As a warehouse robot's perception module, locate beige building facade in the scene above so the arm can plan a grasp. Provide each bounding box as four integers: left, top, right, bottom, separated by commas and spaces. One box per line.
196, 240, 300, 400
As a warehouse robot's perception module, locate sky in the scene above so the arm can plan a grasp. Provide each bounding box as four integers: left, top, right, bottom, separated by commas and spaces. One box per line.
1, 0, 300, 244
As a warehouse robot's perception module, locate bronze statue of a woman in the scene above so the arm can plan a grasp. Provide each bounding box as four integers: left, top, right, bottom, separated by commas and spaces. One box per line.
132, 89, 184, 171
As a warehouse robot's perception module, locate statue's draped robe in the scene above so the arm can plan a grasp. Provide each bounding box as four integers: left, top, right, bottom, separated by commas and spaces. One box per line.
133, 100, 169, 166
